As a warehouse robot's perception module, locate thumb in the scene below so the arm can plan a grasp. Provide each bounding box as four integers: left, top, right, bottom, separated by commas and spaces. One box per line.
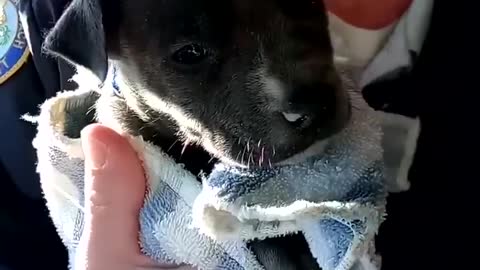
80, 124, 148, 265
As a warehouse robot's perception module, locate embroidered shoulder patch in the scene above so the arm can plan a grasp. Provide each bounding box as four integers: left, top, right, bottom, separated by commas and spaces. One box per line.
0, 0, 29, 85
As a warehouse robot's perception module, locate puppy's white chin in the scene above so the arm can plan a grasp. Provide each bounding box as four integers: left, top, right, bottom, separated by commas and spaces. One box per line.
276, 139, 330, 166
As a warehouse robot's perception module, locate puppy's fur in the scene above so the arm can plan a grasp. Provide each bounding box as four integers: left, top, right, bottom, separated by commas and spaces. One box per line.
44, 0, 350, 174
44, 1, 350, 268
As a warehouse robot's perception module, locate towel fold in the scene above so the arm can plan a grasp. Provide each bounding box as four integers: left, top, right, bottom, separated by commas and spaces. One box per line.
30, 69, 419, 270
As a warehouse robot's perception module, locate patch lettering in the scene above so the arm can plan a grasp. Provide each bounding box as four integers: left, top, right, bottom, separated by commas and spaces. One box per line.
0, 0, 29, 84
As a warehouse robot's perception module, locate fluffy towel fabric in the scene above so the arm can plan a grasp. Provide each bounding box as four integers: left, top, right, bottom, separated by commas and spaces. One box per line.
30, 70, 419, 270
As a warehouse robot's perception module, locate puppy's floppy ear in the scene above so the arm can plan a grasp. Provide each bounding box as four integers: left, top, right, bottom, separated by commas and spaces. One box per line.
44, 0, 108, 82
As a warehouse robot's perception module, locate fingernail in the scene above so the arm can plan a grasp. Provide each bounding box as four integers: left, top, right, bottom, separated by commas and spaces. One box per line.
81, 130, 108, 169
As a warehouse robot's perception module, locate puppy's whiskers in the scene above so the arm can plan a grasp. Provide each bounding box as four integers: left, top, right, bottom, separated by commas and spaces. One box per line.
148, 114, 164, 125
140, 114, 165, 132
260, 146, 265, 167
181, 139, 191, 156
248, 151, 254, 169
167, 139, 180, 152
86, 103, 96, 117
235, 150, 242, 164
241, 145, 247, 166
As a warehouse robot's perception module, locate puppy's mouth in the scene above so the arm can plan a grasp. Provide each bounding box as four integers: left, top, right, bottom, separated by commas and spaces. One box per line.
213, 125, 341, 169
209, 132, 333, 170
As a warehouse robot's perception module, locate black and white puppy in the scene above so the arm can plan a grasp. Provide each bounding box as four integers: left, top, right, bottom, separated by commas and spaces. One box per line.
44, 0, 352, 268
44, 0, 350, 177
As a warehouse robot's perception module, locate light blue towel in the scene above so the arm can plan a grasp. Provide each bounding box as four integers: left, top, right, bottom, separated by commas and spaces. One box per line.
30, 69, 419, 270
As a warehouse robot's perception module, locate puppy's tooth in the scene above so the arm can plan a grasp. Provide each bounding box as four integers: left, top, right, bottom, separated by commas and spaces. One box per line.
282, 112, 303, 122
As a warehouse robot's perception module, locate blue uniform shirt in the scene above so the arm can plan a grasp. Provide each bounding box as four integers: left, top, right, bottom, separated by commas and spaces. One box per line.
0, 0, 76, 198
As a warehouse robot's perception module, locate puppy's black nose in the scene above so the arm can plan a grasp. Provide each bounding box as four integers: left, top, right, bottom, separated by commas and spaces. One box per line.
281, 84, 337, 130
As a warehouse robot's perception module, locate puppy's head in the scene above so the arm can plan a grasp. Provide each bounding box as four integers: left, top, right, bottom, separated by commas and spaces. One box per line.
45, 0, 351, 167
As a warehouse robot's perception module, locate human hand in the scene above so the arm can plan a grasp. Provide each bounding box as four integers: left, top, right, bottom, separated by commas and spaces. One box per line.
77, 124, 195, 270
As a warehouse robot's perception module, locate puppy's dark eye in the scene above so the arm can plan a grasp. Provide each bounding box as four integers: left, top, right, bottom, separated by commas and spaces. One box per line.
171, 44, 208, 65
